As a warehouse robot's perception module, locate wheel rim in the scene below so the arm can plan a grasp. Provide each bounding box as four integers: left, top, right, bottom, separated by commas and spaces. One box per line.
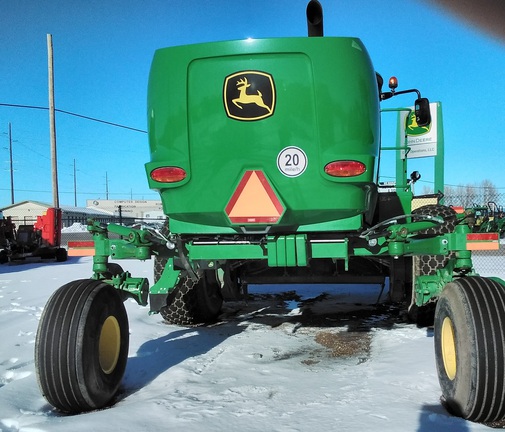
99, 316, 121, 374
441, 316, 457, 380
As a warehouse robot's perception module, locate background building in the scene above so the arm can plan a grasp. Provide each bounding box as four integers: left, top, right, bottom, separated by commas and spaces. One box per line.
86, 199, 164, 221
1, 201, 113, 227
1, 200, 164, 227
1, 200, 165, 247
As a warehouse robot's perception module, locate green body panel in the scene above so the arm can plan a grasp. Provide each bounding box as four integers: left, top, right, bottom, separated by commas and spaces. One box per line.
85, 34, 504, 315
146, 37, 379, 234
169, 212, 363, 234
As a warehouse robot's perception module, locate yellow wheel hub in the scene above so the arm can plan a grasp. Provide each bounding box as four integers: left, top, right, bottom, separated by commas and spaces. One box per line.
441, 317, 457, 380
99, 316, 121, 374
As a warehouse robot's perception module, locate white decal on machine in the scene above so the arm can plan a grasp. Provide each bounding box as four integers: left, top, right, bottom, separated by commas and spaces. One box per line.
277, 146, 307, 177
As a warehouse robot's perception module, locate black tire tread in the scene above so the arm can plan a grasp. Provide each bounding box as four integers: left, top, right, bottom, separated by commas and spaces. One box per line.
154, 219, 223, 326
35, 279, 128, 413
412, 204, 457, 237
435, 277, 505, 422
160, 275, 199, 325
459, 277, 505, 422
160, 273, 223, 326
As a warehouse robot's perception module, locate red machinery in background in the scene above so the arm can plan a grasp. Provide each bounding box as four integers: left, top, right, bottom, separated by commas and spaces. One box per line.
0, 208, 67, 263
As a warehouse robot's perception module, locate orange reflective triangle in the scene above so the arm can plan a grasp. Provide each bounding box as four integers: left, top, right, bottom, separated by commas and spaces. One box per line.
225, 170, 284, 224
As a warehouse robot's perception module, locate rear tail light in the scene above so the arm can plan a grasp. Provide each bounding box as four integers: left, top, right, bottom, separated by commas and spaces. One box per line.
150, 167, 187, 183
324, 160, 366, 177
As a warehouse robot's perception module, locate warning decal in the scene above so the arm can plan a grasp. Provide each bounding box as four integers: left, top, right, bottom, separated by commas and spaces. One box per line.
225, 170, 284, 224
466, 233, 500, 251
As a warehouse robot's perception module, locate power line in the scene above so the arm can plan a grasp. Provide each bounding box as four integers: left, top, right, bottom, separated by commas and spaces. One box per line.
13, 140, 50, 160
380, 175, 505, 190
0, 186, 158, 196
57, 108, 147, 134
0, 103, 147, 134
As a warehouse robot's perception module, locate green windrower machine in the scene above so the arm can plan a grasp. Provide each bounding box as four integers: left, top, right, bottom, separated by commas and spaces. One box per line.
35, 0, 505, 423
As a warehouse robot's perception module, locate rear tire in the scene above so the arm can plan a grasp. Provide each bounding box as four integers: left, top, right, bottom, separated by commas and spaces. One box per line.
160, 271, 223, 325
35, 279, 129, 413
154, 219, 223, 325
434, 277, 505, 422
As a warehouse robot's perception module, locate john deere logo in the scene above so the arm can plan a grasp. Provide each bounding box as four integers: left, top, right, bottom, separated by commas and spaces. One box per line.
224, 71, 275, 121
405, 111, 431, 136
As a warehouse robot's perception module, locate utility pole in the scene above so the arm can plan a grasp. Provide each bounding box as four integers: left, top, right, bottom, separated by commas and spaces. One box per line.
8, 123, 14, 204
73, 159, 77, 207
47, 34, 59, 208
105, 172, 109, 199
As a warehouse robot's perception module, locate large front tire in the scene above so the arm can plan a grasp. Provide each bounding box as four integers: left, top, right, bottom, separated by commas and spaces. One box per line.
434, 277, 505, 422
35, 279, 129, 413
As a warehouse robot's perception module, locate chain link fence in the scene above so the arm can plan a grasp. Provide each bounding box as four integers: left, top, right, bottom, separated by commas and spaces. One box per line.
473, 247, 505, 280
443, 195, 505, 278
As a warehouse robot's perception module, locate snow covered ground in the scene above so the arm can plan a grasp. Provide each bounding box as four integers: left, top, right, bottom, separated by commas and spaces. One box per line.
0, 256, 500, 431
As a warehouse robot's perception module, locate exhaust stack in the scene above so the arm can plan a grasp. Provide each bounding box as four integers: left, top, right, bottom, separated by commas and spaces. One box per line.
307, 0, 323, 37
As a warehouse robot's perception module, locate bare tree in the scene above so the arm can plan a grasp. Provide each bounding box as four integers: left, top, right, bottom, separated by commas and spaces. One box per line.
464, 184, 477, 208
421, 185, 433, 195
481, 179, 499, 205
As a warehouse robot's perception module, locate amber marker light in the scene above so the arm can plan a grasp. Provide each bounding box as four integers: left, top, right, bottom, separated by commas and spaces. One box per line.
389, 76, 398, 90
150, 167, 187, 183
324, 161, 366, 177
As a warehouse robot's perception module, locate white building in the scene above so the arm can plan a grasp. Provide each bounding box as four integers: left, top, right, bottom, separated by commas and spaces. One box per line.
1, 201, 113, 227
86, 199, 164, 220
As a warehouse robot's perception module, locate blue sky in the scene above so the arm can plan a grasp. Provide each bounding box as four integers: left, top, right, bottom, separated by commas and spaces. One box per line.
1, 0, 505, 208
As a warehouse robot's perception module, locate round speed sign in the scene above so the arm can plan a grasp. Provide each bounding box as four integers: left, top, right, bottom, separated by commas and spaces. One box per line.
277, 146, 307, 177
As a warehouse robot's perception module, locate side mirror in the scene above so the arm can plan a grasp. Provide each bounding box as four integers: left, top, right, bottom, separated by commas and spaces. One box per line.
415, 98, 431, 127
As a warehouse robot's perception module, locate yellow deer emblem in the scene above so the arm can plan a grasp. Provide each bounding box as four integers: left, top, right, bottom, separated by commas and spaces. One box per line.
232, 77, 272, 113
407, 112, 430, 133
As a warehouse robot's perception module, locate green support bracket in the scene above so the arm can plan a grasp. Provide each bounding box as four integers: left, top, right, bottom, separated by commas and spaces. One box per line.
412, 258, 471, 307
267, 234, 308, 267
382, 214, 478, 307
88, 220, 156, 275
186, 243, 266, 260
285, 235, 296, 267
149, 257, 181, 296
108, 273, 150, 306
310, 238, 349, 270
86, 219, 165, 307
148, 256, 181, 314
296, 234, 308, 266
